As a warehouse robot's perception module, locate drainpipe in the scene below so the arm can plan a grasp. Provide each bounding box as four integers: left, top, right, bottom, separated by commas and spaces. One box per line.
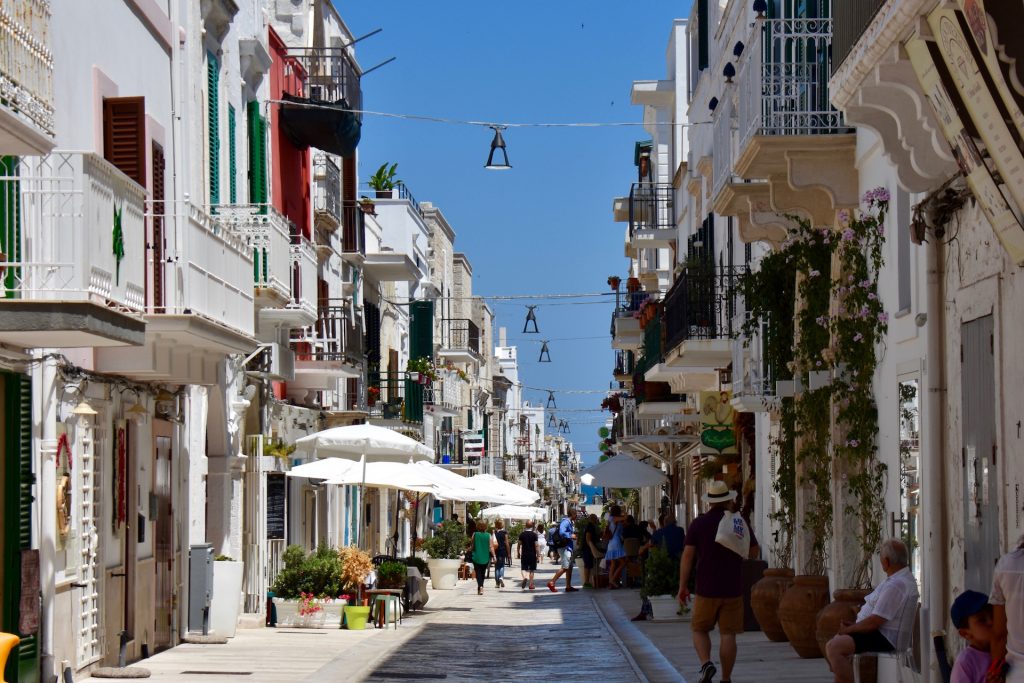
36, 352, 58, 682
922, 231, 948, 683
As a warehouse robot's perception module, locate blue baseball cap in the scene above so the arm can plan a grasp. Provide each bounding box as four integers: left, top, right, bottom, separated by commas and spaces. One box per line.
950, 590, 989, 629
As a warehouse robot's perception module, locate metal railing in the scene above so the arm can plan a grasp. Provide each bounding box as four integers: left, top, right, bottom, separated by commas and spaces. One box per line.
832, 0, 887, 74
284, 47, 362, 114
291, 305, 363, 364
440, 318, 481, 356
628, 182, 674, 237
613, 350, 634, 377
342, 203, 365, 255
731, 314, 777, 404
0, 0, 54, 137
663, 265, 742, 350
313, 153, 341, 226
738, 18, 850, 153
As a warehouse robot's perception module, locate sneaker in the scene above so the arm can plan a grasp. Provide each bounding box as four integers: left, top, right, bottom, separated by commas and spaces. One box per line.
529, 583, 535, 590
547, 581, 558, 593
697, 661, 717, 683
565, 586, 579, 592
521, 579, 528, 589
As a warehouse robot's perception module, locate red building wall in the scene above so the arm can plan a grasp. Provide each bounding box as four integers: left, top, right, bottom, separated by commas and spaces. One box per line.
269, 27, 311, 238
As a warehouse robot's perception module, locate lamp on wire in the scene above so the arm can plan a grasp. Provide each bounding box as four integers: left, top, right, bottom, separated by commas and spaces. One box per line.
72, 399, 98, 416
561, 420, 570, 434
538, 340, 551, 363
522, 305, 539, 333
546, 391, 557, 410
548, 412, 557, 429
485, 125, 511, 170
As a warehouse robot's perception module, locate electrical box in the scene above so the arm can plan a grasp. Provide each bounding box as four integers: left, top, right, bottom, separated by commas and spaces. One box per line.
188, 543, 214, 633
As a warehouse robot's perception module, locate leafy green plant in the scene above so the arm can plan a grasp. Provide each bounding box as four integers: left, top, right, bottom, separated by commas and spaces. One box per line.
642, 546, 679, 598
263, 439, 296, 460
376, 560, 408, 589
403, 555, 429, 576
215, 554, 234, 562
422, 521, 467, 559
367, 162, 399, 192
271, 545, 345, 599
406, 357, 438, 381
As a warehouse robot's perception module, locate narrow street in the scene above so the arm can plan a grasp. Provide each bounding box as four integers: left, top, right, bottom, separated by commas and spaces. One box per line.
79, 563, 834, 683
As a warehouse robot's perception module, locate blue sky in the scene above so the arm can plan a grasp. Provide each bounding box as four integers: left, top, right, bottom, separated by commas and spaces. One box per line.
335, 2, 692, 465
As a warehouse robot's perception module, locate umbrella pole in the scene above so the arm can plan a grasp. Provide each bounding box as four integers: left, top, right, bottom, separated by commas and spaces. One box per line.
411, 493, 421, 558
392, 492, 401, 559
358, 453, 366, 605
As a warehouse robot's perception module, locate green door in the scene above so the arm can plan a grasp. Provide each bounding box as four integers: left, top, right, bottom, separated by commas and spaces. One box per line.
1, 372, 38, 683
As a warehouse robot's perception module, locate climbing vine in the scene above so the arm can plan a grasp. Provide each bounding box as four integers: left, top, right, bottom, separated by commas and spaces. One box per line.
829, 189, 890, 587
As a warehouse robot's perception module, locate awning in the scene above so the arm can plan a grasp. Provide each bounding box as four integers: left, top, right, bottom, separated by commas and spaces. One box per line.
279, 93, 361, 158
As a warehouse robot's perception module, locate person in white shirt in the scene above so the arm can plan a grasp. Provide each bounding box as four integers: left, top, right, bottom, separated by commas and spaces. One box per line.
991, 534, 1024, 682
825, 539, 920, 683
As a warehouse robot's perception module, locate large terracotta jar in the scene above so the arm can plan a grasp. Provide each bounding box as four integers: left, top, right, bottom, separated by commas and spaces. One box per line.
751, 568, 795, 642
778, 575, 830, 658
816, 589, 876, 683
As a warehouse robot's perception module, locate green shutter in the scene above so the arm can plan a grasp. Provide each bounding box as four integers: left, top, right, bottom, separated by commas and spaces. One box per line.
403, 380, 424, 423
0, 157, 20, 297
2, 372, 38, 683
207, 52, 220, 205
228, 104, 237, 204
467, 409, 473, 430
697, 0, 709, 70
409, 300, 434, 361
247, 100, 267, 206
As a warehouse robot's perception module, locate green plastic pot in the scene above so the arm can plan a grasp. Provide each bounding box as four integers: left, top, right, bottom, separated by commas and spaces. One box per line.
343, 605, 371, 630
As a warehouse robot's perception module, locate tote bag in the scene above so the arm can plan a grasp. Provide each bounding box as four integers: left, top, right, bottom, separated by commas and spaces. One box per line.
714, 510, 751, 558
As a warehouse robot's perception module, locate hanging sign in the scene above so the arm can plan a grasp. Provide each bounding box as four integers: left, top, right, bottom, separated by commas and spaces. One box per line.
906, 31, 1024, 264
699, 390, 737, 455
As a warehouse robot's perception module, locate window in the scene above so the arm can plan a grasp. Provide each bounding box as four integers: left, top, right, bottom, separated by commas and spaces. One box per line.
102, 97, 146, 187
207, 52, 220, 204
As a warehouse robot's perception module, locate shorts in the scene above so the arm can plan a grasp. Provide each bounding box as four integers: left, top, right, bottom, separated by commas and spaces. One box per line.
558, 548, 573, 569
691, 595, 744, 636
850, 630, 895, 654
580, 548, 595, 569
521, 556, 537, 572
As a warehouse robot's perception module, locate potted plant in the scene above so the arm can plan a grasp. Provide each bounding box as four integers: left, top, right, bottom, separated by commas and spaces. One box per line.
607, 275, 621, 291
643, 546, 689, 621
358, 196, 376, 215
210, 554, 244, 638
367, 386, 380, 407
368, 162, 399, 198
263, 439, 296, 462
338, 546, 373, 629
270, 545, 347, 627
422, 521, 466, 590
376, 560, 408, 590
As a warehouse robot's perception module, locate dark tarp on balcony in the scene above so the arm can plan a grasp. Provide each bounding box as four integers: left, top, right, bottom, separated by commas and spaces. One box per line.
279, 93, 361, 158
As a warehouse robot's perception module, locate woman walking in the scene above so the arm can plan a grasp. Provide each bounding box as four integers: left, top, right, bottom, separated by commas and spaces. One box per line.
469, 519, 496, 595
493, 519, 511, 588
604, 505, 627, 589
536, 523, 549, 563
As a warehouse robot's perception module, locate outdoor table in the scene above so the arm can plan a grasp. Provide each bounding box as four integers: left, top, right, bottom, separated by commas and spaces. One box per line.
366, 589, 404, 629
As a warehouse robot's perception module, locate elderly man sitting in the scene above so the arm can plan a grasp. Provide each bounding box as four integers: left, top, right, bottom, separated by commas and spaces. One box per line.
825, 538, 919, 683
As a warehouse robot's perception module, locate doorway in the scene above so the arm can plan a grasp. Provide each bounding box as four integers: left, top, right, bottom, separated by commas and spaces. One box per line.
153, 420, 174, 651
960, 315, 1000, 591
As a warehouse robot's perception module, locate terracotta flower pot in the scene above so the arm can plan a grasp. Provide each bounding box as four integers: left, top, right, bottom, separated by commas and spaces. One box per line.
816, 589, 876, 682
750, 568, 794, 642
778, 575, 830, 658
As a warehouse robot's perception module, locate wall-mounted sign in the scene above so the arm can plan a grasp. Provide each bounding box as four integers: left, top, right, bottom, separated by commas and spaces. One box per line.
699, 390, 737, 455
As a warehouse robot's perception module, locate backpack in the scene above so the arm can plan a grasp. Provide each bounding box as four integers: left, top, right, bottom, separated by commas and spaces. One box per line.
551, 519, 571, 549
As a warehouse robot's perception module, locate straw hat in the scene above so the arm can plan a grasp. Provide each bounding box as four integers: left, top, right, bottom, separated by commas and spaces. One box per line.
702, 480, 738, 504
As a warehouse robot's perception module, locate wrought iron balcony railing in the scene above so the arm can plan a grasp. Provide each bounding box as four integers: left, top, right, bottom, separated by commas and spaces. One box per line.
284, 47, 362, 115
440, 318, 481, 356
291, 305, 363, 364
628, 182, 674, 237
0, 0, 54, 138
738, 17, 851, 153
313, 153, 341, 228
663, 265, 742, 351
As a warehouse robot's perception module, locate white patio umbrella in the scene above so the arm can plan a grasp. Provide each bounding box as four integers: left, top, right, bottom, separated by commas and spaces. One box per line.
410, 461, 492, 502
287, 458, 437, 493
579, 452, 667, 488
479, 504, 548, 522
464, 473, 539, 506
293, 424, 434, 549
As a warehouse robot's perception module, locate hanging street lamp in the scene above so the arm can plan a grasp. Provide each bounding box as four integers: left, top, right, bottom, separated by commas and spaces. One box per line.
485, 125, 511, 170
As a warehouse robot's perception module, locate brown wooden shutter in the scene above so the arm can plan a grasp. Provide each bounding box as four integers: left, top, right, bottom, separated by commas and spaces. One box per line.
151, 141, 166, 311
103, 97, 146, 187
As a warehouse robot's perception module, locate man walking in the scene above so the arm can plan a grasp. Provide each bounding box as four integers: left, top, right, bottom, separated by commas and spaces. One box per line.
678, 482, 759, 683
517, 520, 540, 590
547, 508, 579, 593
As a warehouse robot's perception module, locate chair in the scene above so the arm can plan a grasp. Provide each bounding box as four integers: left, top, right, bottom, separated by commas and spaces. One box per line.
853, 602, 921, 683
0, 633, 19, 683
371, 554, 390, 568
371, 593, 402, 630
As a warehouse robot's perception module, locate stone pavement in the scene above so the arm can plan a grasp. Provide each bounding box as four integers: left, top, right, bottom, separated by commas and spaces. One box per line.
77, 563, 836, 683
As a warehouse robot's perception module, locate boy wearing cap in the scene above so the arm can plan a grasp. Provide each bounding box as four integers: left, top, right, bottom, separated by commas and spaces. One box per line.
950, 590, 994, 683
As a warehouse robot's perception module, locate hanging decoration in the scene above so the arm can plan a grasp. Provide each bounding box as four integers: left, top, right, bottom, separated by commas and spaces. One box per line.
522, 305, 539, 333
545, 391, 557, 410
55, 432, 72, 470
547, 412, 557, 429
114, 422, 127, 529
112, 204, 125, 285
538, 341, 551, 363
560, 420, 570, 435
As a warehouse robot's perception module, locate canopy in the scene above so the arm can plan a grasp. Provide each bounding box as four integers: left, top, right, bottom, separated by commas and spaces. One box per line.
464, 473, 539, 506
479, 504, 548, 521
286, 457, 436, 492
579, 452, 667, 488
294, 423, 433, 463
279, 93, 362, 158
410, 462, 495, 502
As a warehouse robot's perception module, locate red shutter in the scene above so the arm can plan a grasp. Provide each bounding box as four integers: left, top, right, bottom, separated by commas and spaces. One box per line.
103, 97, 146, 188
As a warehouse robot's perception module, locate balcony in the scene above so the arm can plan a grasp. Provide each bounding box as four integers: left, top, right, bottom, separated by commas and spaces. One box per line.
214, 204, 317, 329
341, 203, 365, 262
610, 292, 647, 351
730, 315, 778, 413
0, 0, 54, 154
613, 350, 634, 384
363, 249, 421, 283
279, 48, 362, 158
662, 265, 740, 370
0, 152, 145, 348
624, 183, 675, 252
617, 397, 698, 450
290, 306, 364, 390
732, 17, 857, 224
438, 318, 482, 364
313, 153, 340, 231
424, 370, 461, 418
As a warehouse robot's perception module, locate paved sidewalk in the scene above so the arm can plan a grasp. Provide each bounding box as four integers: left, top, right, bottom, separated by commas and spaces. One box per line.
594, 583, 833, 683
